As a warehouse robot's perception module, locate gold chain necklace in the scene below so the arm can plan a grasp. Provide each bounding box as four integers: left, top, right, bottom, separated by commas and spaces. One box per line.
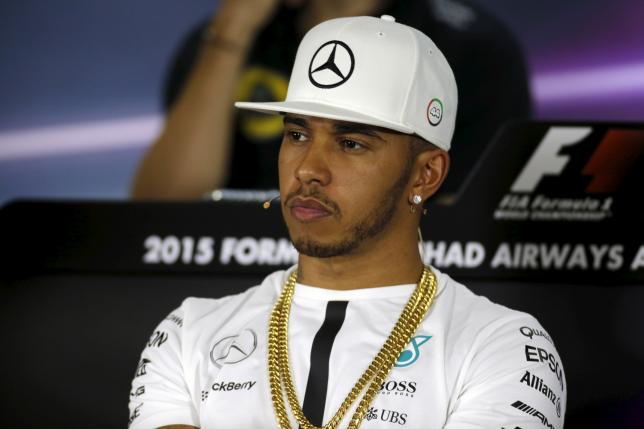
268, 266, 437, 429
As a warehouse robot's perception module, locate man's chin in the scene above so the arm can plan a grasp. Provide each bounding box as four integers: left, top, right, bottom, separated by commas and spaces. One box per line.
292, 237, 358, 259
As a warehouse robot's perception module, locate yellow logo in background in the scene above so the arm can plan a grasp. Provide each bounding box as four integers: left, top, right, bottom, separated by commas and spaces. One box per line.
235, 67, 288, 141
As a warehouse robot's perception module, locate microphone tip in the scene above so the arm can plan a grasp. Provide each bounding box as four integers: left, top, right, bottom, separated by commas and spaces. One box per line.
262, 194, 280, 210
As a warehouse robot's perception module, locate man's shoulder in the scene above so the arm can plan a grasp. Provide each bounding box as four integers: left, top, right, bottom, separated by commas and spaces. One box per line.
435, 268, 562, 379
176, 269, 290, 325
435, 267, 540, 334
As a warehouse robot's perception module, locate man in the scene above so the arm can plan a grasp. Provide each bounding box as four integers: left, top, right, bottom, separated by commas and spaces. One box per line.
129, 16, 564, 429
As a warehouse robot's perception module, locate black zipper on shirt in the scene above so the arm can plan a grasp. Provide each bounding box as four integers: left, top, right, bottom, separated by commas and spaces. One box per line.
300, 300, 349, 427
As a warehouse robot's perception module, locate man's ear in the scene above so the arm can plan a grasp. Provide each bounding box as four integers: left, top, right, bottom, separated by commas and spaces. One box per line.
411, 146, 450, 201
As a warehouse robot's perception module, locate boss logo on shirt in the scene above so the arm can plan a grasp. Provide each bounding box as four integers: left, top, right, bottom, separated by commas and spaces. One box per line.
210, 329, 258, 368
378, 380, 417, 397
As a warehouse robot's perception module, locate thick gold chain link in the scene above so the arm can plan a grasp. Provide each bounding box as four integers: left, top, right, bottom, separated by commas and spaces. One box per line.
268, 267, 437, 429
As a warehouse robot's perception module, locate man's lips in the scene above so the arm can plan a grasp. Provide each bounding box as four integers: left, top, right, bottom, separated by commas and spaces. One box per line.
289, 197, 333, 221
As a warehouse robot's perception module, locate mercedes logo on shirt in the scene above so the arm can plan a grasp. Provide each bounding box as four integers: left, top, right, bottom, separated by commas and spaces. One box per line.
210, 329, 258, 368
308, 40, 355, 88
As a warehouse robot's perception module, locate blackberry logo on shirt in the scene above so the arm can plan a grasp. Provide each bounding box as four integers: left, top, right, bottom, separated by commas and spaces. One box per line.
511, 400, 557, 429
519, 326, 553, 345
210, 329, 258, 368
519, 370, 561, 417
524, 345, 565, 392
395, 335, 432, 367
147, 330, 168, 348
378, 380, 417, 397
211, 380, 256, 392
134, 358, 151, 378
201, 390, 209, 402
363, 407, 408, 425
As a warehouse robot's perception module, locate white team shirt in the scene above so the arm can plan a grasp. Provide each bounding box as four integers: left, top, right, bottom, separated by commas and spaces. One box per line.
128, 267, 566, 429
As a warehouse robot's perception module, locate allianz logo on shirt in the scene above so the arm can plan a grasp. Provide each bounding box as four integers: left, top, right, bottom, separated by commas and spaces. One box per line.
395, 335, 432, 368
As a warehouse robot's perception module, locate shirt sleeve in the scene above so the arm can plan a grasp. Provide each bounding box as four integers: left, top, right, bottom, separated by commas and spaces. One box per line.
128, 306, 199, 429
444, 313, 566, 429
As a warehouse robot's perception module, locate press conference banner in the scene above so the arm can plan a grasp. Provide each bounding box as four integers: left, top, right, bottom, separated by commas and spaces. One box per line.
1, 122, 642, 284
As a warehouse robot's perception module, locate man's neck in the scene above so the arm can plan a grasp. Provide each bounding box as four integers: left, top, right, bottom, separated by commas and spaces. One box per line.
295, 230, 423, 291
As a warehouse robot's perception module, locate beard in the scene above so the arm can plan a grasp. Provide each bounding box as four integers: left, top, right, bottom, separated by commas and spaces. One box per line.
291, 159, 413, 258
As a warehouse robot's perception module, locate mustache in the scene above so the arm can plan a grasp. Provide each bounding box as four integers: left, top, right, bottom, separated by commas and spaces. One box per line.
284, 188, 341, 216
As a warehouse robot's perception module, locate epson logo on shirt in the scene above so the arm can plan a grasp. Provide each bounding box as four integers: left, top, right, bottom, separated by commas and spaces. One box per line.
524, 345, 565, 392
211, 380, 256, 392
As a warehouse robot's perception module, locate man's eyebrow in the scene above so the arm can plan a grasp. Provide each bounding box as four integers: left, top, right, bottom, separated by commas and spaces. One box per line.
283, 116, 388, 142
283, 116, 309, 128
333, 123, 385, 141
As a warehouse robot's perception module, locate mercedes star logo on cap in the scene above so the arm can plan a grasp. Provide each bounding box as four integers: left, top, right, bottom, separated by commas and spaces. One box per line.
308, 40, 355, 88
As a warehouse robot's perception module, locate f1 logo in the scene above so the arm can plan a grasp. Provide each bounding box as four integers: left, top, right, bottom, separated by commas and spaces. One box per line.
511, 126, 644, 194
511, 127, 592, 192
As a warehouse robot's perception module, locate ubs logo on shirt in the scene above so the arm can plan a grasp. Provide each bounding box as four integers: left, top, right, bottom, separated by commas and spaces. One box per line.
365, 406, 407, 425
395, 335, 432, 368
210, 329, 258, 368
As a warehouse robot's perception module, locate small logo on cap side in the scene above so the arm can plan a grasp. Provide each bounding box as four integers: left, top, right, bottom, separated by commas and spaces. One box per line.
427, 98, 443, 126
308, 40, 355, 89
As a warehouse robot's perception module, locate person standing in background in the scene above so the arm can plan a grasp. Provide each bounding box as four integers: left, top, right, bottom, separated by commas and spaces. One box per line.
131, 0, 531, 199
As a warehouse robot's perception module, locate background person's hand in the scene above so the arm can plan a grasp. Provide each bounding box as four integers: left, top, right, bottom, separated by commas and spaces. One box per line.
212, 0, 283, 39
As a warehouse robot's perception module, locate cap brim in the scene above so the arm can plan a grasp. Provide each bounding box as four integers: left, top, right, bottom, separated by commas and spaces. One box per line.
235, 100, 414, 135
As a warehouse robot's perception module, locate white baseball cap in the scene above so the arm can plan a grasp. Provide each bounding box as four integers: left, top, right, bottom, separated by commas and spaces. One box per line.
235, 15, 458, 151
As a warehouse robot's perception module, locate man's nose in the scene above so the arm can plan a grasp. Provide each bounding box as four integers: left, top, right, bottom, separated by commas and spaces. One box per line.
294, 140, 331, 186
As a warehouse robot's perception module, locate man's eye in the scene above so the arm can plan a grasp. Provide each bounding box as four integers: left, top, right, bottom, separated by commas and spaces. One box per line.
341, 139, 364, 151
288, 131, 306, 142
